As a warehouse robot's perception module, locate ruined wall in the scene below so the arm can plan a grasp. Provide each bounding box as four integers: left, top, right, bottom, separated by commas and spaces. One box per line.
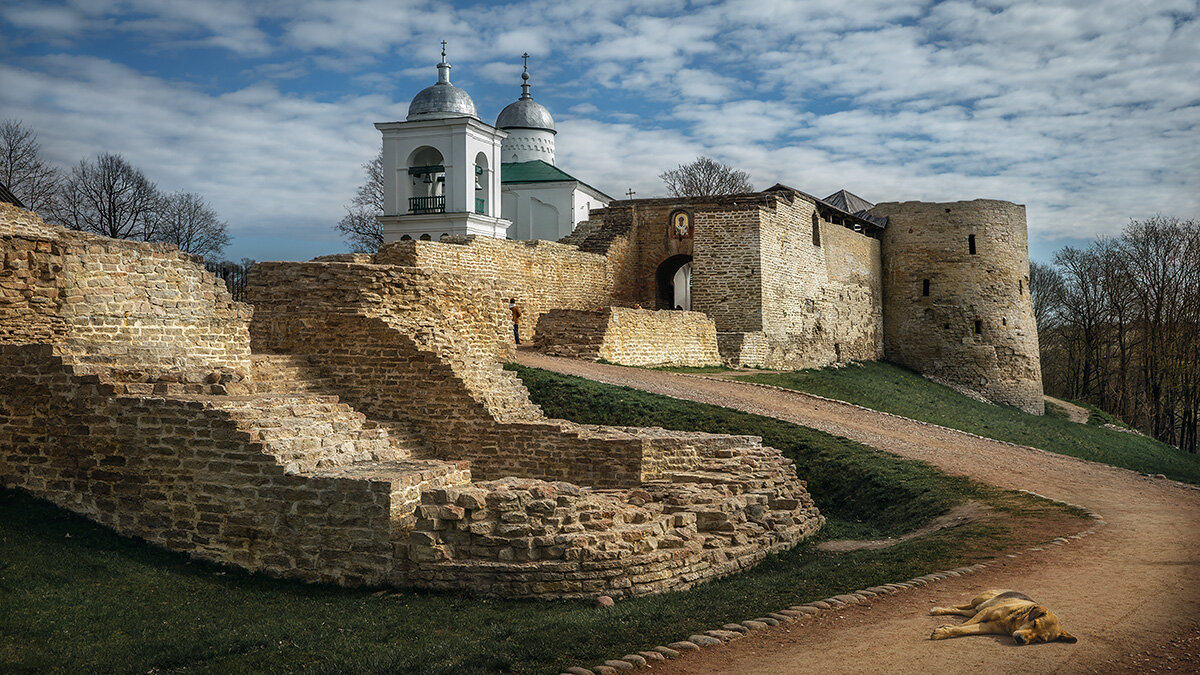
758, 196, 883, 369
247, 261, 655, 489
0, 344, 424, 585
376, 236, 613, 343
874, 199, 1043, 414
533, 307, 721, 367
0, 203, 251, 375
405, 436, 822, 598
2, 203, 824, 599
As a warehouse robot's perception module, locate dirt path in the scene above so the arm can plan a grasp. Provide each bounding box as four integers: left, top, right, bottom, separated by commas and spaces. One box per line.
515, 353, 1200, 674
1045, 395, 1090, 424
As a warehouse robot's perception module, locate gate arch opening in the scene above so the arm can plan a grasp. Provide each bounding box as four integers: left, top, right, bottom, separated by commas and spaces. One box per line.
656, 254, 693, 311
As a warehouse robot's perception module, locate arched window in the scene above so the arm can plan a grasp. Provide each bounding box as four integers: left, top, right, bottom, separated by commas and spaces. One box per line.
474, 151, 489, 216
420, 233, 432, 241
400, 234, 412, 241
407, 146, 445, 214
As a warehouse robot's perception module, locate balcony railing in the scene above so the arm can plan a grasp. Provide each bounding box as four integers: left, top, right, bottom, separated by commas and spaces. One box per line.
409, 195, 445, 214
475, 198, 486, 215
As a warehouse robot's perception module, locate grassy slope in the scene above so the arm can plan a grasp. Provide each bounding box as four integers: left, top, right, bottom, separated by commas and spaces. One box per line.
739, 361, 1200, 485
0, 367, 1081, 674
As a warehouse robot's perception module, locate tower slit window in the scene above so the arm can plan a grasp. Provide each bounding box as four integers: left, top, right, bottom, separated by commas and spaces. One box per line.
922, 279, 930, 296
974, 319, 982, 335
969, 234, 977, 255
812, 213, 821, 246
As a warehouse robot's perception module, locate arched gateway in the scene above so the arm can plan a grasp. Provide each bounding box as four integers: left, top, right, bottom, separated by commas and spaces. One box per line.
656, 254, 692, 311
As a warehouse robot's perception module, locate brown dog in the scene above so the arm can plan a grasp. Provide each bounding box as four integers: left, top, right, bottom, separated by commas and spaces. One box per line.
929, 590, 1078, 645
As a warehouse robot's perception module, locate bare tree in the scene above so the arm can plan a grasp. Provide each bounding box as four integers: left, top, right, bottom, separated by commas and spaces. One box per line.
0, 119, 61, 212
335, 150, 385, 253
1036, 216, 1200, 452
659, 156, 754, 197
1029, 260, 1064, 331
154, 191, 230, 259
53, 153, 162, 241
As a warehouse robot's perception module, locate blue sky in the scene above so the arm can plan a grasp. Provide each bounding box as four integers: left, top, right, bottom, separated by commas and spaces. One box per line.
2, 0, 1197, 264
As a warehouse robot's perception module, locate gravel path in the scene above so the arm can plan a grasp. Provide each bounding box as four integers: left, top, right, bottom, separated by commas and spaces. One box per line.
515, 352, 1200, 674
1044, 395, 1091, 424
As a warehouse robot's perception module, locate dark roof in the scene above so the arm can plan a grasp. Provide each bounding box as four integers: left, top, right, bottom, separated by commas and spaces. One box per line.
764, 183, 887, 231
821, 189, 888, 229
0, 181, 24, 208
823, 189, 874, 214
501, 160, 614, 201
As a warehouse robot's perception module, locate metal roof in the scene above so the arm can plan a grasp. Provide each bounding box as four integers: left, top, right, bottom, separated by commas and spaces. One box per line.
496, 98, 555, 132
501, 160, 613, 200
823, 189, 875, 215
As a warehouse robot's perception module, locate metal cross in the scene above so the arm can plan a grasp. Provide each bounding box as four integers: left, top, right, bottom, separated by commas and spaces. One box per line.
441, 40, 447, 60
625, 188, 636, 199
522, 52, 529, 71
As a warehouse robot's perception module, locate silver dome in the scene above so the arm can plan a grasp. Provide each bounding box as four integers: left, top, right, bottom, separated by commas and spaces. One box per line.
496, 98, 555, 133
407, 82, 478, 121
407, 50, 478, 121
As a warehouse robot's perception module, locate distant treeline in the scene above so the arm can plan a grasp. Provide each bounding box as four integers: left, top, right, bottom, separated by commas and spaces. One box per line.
1032, 216, 1200, 453
204, 259, 255, 303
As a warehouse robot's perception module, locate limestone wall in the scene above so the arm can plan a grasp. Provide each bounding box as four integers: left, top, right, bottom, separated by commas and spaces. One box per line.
247, 261, 665, 489
2, 203, 823, 599
588, 193, 883, 370
757, 195, 883, 369
534, 307, 721, 367
0, 203, 251, 375
376, 235, 613, 344
874, 199, 1043, 414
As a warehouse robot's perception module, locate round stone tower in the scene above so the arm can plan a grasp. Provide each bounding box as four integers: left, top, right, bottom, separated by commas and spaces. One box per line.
872, 199, 1043, 415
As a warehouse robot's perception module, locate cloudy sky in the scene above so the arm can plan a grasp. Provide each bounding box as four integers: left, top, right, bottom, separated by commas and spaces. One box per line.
2, 0, 1197, 263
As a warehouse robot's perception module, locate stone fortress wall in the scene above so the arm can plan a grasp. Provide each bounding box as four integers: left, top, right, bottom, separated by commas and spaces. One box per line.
571, 191, 884, 370
375, 235, 612, 344
872, 200, 1043, 415
533, 307, 721, 367
0, 204, 823, 598
756, 193, 883, 369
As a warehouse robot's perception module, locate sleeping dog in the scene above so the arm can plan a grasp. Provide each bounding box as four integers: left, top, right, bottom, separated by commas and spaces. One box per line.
930, 590, 1078, 645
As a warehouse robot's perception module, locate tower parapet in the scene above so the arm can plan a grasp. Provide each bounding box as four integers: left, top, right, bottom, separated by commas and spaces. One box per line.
873, 199, 1043, 414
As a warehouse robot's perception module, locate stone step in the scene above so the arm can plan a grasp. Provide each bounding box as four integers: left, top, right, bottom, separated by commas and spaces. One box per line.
167, 393, 418, 471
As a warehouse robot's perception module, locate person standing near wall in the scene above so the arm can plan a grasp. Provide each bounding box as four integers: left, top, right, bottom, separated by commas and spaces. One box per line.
510, 298, 522, 344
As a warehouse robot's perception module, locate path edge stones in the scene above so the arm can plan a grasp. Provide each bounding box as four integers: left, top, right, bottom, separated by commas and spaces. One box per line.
558, 496, 1106, 675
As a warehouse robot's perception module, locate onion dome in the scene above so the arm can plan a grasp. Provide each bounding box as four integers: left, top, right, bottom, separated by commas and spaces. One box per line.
407, 43, 478, 121
495, 54, 556, 134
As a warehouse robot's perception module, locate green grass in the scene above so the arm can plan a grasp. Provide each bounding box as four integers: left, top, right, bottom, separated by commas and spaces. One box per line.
737, 360, 1200, 485
1, 367, 1085, 674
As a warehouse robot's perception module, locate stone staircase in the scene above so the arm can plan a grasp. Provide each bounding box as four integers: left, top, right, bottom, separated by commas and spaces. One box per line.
57, 347, 458, 527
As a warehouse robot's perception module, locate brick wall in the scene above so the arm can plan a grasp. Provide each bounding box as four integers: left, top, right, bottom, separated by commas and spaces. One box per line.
874, 199, 1043, 414
534, 307, 721, 367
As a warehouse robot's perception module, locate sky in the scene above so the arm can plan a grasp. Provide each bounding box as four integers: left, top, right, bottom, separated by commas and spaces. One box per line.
1, 0, 1197, 264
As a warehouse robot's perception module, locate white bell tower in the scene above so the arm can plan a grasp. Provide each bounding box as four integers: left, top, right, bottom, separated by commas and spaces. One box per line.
376, 43, 510, 242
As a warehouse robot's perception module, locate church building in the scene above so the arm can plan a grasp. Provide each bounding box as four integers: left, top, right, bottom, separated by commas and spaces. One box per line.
376, 47, 610, 243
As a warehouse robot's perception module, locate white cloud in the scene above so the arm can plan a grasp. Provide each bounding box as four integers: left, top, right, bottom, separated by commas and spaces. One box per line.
0, 0, 1195, 261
